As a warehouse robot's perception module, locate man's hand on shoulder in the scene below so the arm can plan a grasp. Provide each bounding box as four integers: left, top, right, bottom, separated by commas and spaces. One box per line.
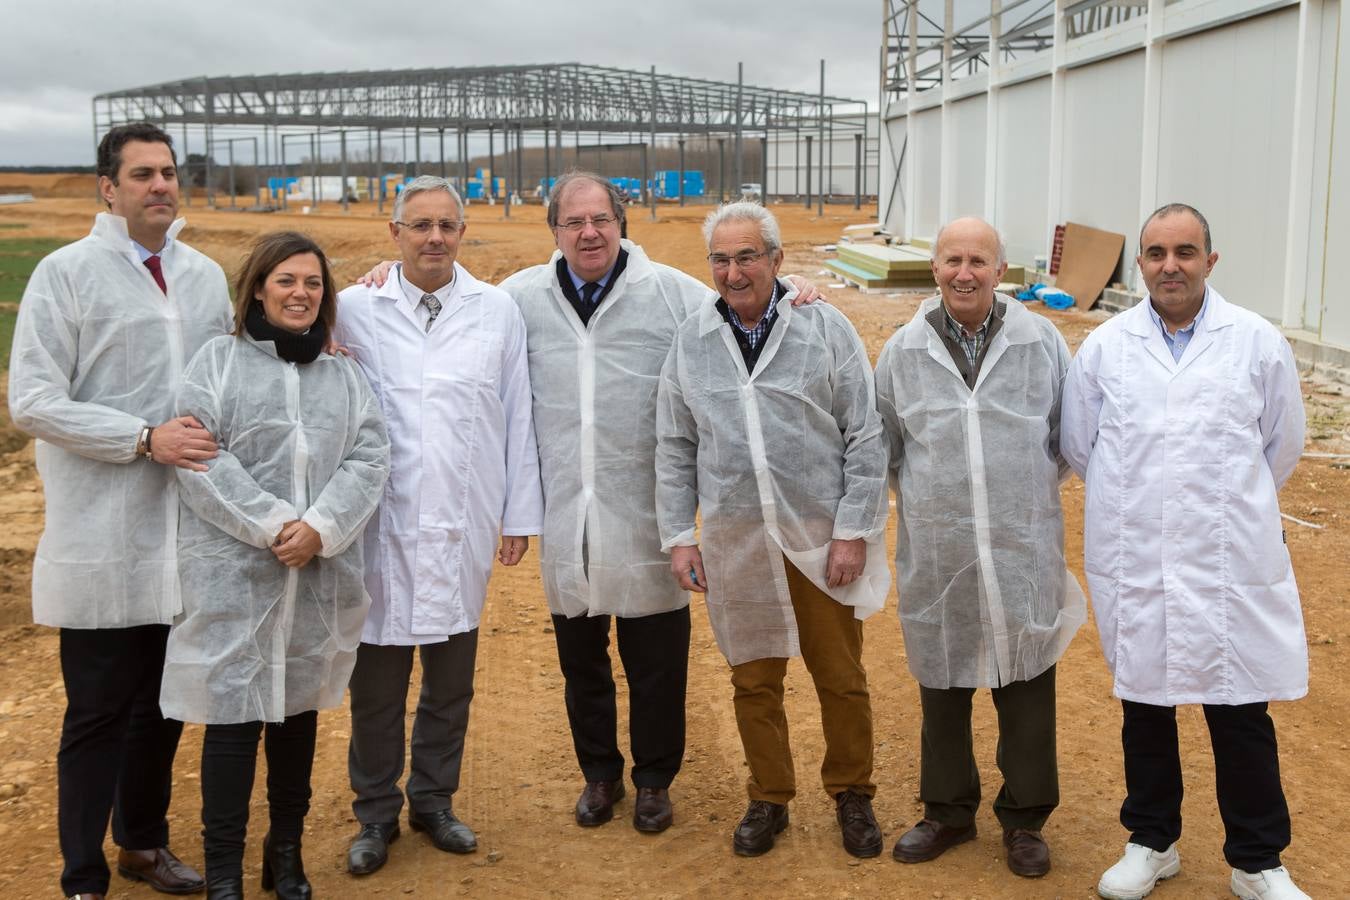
150, 416, 218, 472
358, 260, 398, 288
785, 274, 824, 306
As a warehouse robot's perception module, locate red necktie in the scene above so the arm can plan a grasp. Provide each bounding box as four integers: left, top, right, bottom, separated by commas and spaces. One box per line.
143, 254, 167, 294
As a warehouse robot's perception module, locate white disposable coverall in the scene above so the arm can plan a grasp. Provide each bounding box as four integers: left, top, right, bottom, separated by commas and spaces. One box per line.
160, 335, 389, 724
1061, 287, 1307, 706
7, 213, 232, 628
337, 262, 542, 644
874, 295, 1085, 689
655, 289, 891, 666
498, 240, 706, 619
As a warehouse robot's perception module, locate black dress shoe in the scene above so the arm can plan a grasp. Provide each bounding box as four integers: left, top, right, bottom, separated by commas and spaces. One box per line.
732, 800, 789, 857
205, 877, 244, 900
633, 787, 673, 833
117, 847, 206, 894
575, 780, 625, 827
348, 821, 400, 875
1004, 828, 1051, 877
835, 790, 883, 858
260, 833, 311, 900
409, 808, 478, 853
892, 818, 977, 863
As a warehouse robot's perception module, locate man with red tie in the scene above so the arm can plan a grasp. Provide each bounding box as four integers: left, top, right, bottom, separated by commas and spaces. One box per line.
9, 122, 232, 900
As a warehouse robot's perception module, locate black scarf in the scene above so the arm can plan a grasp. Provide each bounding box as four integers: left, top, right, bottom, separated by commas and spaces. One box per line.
245, 301, 328, 364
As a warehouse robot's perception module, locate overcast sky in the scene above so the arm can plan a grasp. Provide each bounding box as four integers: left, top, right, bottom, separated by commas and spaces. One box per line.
0, 0, 887, 167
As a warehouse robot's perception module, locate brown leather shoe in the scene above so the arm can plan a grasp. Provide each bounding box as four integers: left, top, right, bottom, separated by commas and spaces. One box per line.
117, 847, 206, 894
835, 790, 882, 858
732, 800, 789, 857
575, 779, 625, 826
891, 818, 977, 863
633, 787, 673, 833
1004, 828, 1051, 877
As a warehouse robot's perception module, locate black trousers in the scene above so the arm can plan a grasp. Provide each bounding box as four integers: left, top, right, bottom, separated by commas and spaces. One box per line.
918, 664, 1059, 831
348, 633, 479, 824
1121, 699, 1290, 873
200, 711, 317, 882
57, 625, 184, 896
551, 606, 690, 788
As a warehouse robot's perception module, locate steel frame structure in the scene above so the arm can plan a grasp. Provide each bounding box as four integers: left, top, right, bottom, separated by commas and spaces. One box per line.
93, 62, 871, 212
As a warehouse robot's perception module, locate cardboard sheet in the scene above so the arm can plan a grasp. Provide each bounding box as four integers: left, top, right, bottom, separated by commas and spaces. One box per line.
1055, 222, 1125, 308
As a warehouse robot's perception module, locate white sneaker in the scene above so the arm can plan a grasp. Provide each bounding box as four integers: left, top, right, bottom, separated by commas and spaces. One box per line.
1097, 842, 1182, 900
1230, 867, 1310, 900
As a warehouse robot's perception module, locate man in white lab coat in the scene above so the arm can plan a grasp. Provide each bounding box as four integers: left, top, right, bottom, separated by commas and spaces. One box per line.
337, 176, 542, 876
1061, 204, 1310, 900
9, 123, 226, 899
361, 173, 819, 835
875, 217, 1084, 879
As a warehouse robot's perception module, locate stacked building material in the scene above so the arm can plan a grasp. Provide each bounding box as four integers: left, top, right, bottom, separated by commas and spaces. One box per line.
826, 243, 937, 292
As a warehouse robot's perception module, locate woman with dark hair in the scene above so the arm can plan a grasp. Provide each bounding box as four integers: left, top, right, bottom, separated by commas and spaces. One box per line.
160, 231, 390, 899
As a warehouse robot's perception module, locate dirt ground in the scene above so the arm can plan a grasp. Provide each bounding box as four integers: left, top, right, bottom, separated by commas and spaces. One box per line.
0, 194, 1346, 899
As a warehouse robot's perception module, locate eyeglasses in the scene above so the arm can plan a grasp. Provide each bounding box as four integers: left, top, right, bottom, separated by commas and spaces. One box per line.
395, 219, 463, 234
555, 214, 618, 232
707, 250, 770, 269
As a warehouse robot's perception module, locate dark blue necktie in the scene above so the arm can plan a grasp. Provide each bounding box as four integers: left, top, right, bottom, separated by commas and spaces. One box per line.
580, 281, 601, 311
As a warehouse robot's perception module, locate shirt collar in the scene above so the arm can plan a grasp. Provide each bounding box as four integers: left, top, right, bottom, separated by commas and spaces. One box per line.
397, 263, 457, 306
565, 260, 617, 293
942, 300, 994, 339
1147, 286, 1209, 338
132, 234, 172, 262
722, 282, 781, 334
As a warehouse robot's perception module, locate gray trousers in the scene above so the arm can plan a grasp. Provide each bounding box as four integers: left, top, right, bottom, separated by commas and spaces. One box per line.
347, 631, 478, 824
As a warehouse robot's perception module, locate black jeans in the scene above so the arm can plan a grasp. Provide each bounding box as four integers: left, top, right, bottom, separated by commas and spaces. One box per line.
58, 625, 183, 896
200, 711, 317, 882
1121, 699, 1290, 873
551, 606, 690, 788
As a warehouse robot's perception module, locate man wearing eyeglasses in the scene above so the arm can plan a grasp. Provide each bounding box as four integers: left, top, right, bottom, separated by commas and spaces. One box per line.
335, 175, 543, 876
656, 202, 890, 860
362, 171, 820, 835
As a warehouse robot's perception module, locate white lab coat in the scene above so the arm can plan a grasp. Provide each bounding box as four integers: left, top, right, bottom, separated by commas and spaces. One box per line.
161, 334, 389, 723
8, 213, 232, 628
498, 241, 706, 620
874, 296, 1085, 689
655, 288, 891, 666
336, 262, 542, 645
1061, 287, 1308, 705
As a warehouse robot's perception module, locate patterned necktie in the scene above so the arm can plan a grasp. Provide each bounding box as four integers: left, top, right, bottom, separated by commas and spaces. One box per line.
143, 254, 167, 294
421, 293, 442, 332
580, 281, 601, 312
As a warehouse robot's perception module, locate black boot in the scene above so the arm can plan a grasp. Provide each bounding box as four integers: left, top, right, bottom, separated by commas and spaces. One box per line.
261, 833, 312, 900
207, 876, 245, 900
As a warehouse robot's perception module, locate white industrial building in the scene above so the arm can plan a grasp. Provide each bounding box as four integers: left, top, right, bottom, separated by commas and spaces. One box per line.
879, 0, 1350, 359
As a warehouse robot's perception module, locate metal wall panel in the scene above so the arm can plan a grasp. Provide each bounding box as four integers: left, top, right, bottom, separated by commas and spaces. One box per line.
913, 107, 943, 238
994, 77, 1052, 266
1319, 0, 1350, 347
1061, 51, 1145, 283
1155, 8, 1300, 320
949, 95, 988, 219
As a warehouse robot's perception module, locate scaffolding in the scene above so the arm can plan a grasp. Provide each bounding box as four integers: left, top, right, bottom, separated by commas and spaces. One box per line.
92, 62, 872, 214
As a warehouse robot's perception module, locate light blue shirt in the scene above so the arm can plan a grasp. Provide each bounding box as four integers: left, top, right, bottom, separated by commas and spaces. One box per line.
566, 262, 617, 294
132, 236, 171, 261
1147, 288, 1209, 363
